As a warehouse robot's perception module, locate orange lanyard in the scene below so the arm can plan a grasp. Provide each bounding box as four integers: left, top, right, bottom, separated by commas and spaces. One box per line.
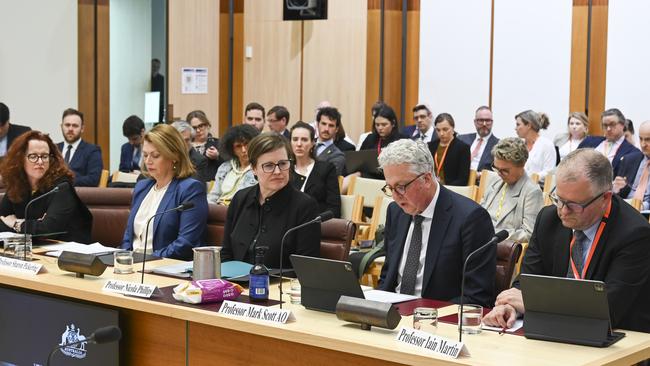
434, 141, 452, 176
569, 200, 611, 279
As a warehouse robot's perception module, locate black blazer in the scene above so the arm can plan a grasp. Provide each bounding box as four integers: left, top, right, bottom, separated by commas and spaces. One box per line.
428, 137, 471, 186
57, 140, 103, 187
378, 186, 496, 308
515, 195, 650, 332
335, 138, 356, 152
6, 124, 31, 150
291, 160, 341, 218
197, 136, 223, 180
0, 179, 92, 243
614, 151, 645, 198
221, 184, 321, 269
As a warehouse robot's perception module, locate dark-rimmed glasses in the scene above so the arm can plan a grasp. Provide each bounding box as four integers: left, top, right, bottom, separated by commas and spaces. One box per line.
382, 173, 425, 197
549, 187, 607, 213
260, 159, 292, 173
26, 154, 53, 163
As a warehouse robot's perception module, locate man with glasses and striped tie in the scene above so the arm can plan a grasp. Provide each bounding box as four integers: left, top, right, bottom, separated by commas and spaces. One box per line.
483, 148, 650, 333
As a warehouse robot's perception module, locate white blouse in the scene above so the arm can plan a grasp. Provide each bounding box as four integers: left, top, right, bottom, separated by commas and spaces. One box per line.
132, 182, 169, 254
524, 136, 556, 180
558, 138, 584, 161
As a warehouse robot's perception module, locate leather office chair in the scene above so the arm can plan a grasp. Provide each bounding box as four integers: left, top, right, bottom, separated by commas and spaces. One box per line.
495, 240, 523, 295
75, 187, 134, 247
320, 218, 356, 261
206, 203, 228, 245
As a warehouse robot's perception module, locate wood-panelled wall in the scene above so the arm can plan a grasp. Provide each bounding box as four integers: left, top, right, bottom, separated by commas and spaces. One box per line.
218, 0, 244, 136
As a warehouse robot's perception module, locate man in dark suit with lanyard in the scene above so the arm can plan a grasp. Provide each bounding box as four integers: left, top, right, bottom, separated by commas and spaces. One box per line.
0, 102, 31, 158
377, 139, 495, 308
57, 108, 103, 187
483, 148, 650, 332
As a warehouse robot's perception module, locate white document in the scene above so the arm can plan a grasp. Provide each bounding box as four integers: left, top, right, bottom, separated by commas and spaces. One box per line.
482, 319, 524, 333
0, 232, 23, 240
43, 242, 120, 257
364, 289, 419, 304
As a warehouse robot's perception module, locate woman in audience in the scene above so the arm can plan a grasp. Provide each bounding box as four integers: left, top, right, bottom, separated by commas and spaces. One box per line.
0, 131, 92, 243
121, 124, 208, 260
427, 113, 471, 185
357, 103, 406, 179
221, 132, 320, 268
207, 124, 259, 205
290, 121, 341, 217
554, 112, 588, 160
515, 110, 556, 180
480, 138, 543, 243
186, 110, 223, 179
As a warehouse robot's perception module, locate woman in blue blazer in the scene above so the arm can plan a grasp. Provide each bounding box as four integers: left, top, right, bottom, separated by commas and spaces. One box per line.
121, 124, 208, 260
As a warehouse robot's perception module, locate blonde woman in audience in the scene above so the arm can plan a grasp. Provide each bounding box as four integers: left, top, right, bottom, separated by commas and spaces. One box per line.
515, 110, 556, 181
481, 138, 543, 243
554, 112, 588, 160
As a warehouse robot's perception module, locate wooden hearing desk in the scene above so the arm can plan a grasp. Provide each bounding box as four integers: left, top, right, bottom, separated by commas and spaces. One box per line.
1, 254, 650, 366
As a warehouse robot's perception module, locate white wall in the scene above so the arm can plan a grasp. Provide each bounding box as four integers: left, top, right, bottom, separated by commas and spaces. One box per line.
110, 0, 152, 172
0, 0, 77, 138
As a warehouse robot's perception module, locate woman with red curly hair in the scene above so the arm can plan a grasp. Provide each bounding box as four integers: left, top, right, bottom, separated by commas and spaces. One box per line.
0, 131, 92, 242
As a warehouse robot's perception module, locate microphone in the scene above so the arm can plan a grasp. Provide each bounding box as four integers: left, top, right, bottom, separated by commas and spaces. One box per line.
46, 325, 121, 365
458, 229, 509, 342
140, 201, 195, 283
278, 210, 334, 309
22, 183, 62, 261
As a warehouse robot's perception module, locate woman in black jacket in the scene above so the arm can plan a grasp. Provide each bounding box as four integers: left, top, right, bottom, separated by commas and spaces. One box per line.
427, 113, 471, 186
358, 103, 406, 179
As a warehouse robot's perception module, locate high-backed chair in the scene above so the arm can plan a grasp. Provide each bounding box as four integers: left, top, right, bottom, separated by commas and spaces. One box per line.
206, 203, 228, 245
445, 185, 478, 200
542, 173, 556, 206
347, 175, 385, 220
340, 194, 363, 223
495, 240, 523, 294
75, 187, 133, 247
98, 169, 109, 187
476, 169, 499, 203
624, 198, 642, 211
320, 218, 356, 261
467, 169, 478, 186
365, 196, 392, 241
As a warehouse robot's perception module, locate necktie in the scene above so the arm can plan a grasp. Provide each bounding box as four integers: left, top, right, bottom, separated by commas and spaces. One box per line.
633, 161, 650, 200
316, 142, 325, 156
569, 230, 588, 278
401, 215, 424, 295
64, 145, 72, 164
133, 147, 141, 168
471, 138, 484, 159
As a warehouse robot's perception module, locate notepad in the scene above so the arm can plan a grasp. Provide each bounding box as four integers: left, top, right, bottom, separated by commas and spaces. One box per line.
43, 242, 121, 257
151, 260, 254, 280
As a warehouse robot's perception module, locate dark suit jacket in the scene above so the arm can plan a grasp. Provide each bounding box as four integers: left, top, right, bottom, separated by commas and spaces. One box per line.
57, 140, 103, 187
0, 179, 92, 243
121, 178, 208, 260
6, 124, 31, 151
378, 186, 496, 307
316, 143, 345, 176
189, 147, 212, 182
401, 125, 438, 141
200, 137, 223, 181
334, 138, 356, 152
458, 133, 499, 172
614, 151, 645, 198
515, 195, 650, 332
428, 138, 471, 185
291, 160, 341, 218
221, 184, 321, 269
119, 142, 140, 172
578, 136, 640, 176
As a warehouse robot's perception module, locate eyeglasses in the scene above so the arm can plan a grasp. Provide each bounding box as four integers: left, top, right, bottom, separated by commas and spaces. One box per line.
26, 153, 52, 163
192, 123, 210, 131
413, 114, 429, 121
260, 159, 292, 173
491, 163, 510, 176
548, 188, 607, 213
475, 118, 493, 125
381, 173, 425, 197
601, 122, 620, 130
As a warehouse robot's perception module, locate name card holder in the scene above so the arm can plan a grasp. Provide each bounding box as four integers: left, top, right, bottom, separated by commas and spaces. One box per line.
395, 327, 470, 359
0, 256, 44, 275
102, 279, 159, 298
218, 300, 295, 324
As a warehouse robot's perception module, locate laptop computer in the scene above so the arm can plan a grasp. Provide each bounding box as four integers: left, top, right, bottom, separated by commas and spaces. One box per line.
344, 150, 380, 175
520, 274, 625, 347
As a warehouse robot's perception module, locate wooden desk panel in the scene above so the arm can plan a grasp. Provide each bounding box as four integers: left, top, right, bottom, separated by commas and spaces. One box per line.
121, 309, 186, 366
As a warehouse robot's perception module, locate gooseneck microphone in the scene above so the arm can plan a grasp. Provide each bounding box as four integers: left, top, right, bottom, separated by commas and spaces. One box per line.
278, 210, 334, 309
46, 325, 121, 365
458, 229, 509, 342
140, 201, 195, 283
22, 183, 62, 261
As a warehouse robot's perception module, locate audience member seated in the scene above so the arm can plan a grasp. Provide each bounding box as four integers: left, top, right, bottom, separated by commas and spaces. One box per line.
459, 105, 499, 172
403, 103, 437, 143
333, 121, 356, 152
427, 113, 470, 185
187, 110, 223, 179
578, 108, 639, 176
290, 121, 341, 218
554, 112, 588, 161
221, 133, 321, 268
119, 115, 145, 173
242, 102, 265, 132
483, 149, 650, 332
266, 105, 291, 139
358, 103, 406, 179
613, 120, 650, 209
207, 124, 259, 205
121, 124, 208, 260
315, 106, 346, 175
515, 110, 555, 181
0, 102, 31, 158
57, 108, 103, 187
377, 139, 495, 308
0, 131, 92, 242
172, 121, 212, 182
481, 138, 543, 243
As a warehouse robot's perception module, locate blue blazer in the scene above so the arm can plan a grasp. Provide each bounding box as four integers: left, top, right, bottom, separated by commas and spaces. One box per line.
578, 136, 640, 176
57, 140, 103, 187
119, 142, 140, 172
614, 150, 645, 198
458, 133, 499, 172
121, 177, 208, 260
378, 186, 496, 308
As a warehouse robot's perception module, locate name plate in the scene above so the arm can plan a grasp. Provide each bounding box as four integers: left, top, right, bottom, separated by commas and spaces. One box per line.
0, 257, 44, 275
218, 300, 295, 324
395, 327, 470, 359
102, 280, 158, 298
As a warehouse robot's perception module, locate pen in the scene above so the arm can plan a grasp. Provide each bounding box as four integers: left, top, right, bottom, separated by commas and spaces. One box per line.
499, 327, 506, 335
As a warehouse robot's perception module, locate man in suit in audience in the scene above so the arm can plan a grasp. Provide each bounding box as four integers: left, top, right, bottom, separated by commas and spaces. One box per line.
57, 108, 103, 187
0, 102, 31, 158
266, 105, 290, 138
377, 139, 496, 308
315, 106, 346, 175
483, 149, 650, 332
119, 115, 145, 173
458, 106, 499, 172
613, 120, 650, 209
402, 104, 437, 143
578, 108, 639, 176
243, 102, 265, 132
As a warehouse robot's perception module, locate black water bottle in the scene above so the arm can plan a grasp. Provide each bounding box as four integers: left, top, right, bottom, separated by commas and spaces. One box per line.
249, 246, 269, 302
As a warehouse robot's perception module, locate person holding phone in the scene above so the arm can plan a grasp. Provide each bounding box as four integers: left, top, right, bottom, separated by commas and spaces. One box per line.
187, 110, 223, 179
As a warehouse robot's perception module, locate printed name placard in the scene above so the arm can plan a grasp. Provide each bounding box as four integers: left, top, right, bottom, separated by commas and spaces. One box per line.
218, 300, 295, 324
395, 327, 470, 359
102, 280, 158, 298
0, 257, 44, 275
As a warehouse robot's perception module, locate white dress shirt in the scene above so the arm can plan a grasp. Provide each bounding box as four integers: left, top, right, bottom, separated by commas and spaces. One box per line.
132, 182, 169, 254
63, 138, 82, 163
469, 133, 492, 170
412, 125, 435, 143
596, 135, 625, 163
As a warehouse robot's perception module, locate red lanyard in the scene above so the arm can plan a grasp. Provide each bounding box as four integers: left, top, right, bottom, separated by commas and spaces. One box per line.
377, 139, 383, 154
569, 200, 611, 279
434, 140, 452, 176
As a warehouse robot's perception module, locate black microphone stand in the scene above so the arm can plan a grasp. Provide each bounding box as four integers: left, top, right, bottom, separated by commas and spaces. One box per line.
22, 185, 60, 261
